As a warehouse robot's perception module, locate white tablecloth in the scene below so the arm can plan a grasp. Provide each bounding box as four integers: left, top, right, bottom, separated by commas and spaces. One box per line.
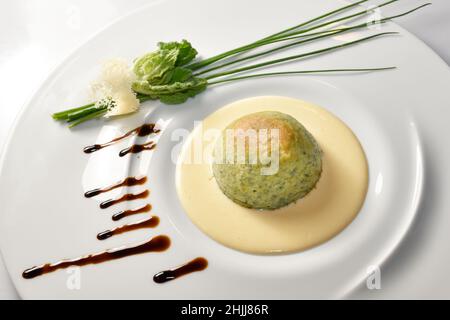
0, 0, 449, 299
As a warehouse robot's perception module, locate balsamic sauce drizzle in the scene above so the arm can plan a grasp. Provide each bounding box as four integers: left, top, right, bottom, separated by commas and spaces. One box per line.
97, 216, 160, 240
85, 176, 147, 198
22, 235, 171, 279
112, 204, 152, 221
153, 257, 209, 283
23, 124, 209, 283
119, 141, 156, 157
99, 190, 149, 209
83, 123, 159, 154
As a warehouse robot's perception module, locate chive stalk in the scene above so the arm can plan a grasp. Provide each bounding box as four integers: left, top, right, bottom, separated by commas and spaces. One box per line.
207, 67, 396, 85
204, 32, 397, 80
194, 3, 429, 76
186, 0, 399, 70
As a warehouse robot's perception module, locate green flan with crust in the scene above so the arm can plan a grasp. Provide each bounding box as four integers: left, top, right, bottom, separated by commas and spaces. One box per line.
212, 111, 322, 210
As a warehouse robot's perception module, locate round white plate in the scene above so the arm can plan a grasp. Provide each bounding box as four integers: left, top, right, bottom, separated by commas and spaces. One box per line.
0, 0, 449, 299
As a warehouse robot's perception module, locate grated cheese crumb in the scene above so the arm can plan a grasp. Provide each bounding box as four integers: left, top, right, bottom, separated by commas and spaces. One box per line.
90, 58, 140, 117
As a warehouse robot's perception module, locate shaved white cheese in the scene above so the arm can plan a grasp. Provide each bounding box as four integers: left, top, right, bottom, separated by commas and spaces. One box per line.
90, 58, 140, 117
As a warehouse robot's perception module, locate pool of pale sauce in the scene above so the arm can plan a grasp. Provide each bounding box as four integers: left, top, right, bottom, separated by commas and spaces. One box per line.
176, 96, 368, 254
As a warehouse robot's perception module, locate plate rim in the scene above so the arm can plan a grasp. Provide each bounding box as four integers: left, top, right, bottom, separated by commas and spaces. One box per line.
0, 0, 446, 298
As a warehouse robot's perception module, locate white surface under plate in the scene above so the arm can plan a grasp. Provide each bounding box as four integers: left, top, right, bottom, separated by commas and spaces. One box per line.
0, 0, 449, 299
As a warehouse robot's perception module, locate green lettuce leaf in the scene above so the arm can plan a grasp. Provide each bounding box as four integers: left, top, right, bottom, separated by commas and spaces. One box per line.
163, 67, 193, 84
158, 40, 198, 66
132, 77, 207, 104
133, 49, 178, 85
132, 40, 204, 104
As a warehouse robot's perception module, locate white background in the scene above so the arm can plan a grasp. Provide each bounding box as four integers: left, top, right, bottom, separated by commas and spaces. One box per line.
0, 0, 449, 299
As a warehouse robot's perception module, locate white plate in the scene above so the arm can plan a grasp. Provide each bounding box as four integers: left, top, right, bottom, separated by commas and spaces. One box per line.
0, 0, 449, 299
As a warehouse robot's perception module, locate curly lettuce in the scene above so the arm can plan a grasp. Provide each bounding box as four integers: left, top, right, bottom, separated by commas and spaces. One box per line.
132, 40, 206, 105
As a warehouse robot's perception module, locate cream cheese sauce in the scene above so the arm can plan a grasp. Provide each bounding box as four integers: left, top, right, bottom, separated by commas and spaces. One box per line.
176, 96, 368, 254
